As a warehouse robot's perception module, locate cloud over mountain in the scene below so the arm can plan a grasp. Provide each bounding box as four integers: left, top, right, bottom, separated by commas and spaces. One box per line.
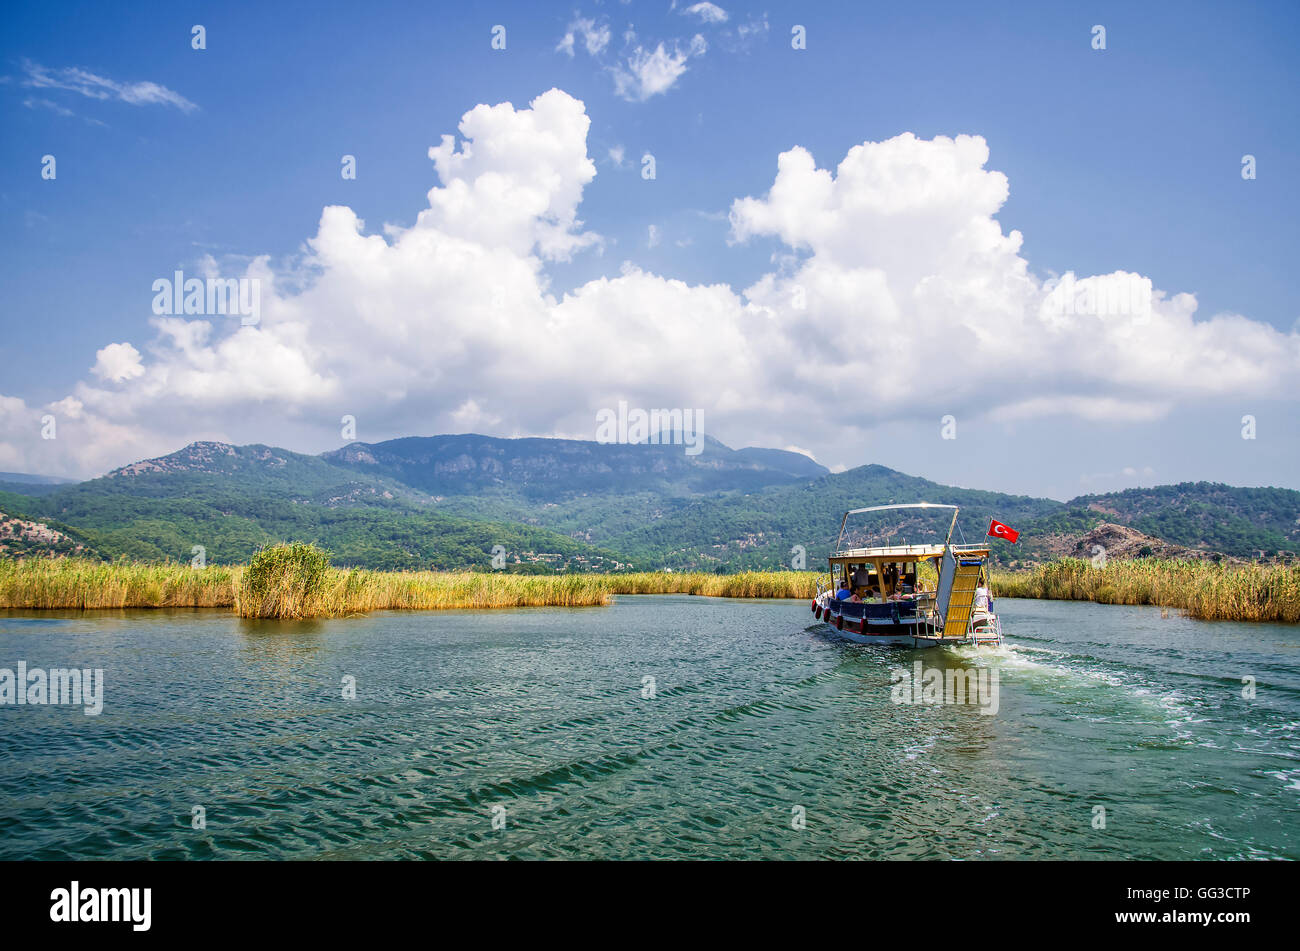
2, 88, 1296, 479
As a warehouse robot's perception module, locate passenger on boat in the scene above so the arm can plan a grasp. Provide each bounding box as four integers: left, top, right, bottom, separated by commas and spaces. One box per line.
835, 583, 853, 601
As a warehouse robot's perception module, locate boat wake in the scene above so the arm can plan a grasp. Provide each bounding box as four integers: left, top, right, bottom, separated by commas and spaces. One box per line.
942, 639, 1213, 738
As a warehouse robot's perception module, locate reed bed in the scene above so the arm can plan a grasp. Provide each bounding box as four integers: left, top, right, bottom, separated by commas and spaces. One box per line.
236, 543, 332, 619
0, 555, 620, 617
3, 554, 1297, 623
302, 569, 615, 615
233, 568, 616, 618
0, 557, 817, 617
0, 557, 240, 609
991, 557, 1300, 623
606, 571, 819, 599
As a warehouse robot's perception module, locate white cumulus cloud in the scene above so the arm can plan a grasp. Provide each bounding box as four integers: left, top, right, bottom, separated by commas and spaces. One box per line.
2, 90, 1297, 481
91, 343, 145, 382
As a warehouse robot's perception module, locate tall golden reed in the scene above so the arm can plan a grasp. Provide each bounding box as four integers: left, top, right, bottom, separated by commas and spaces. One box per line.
0, 557, 818, 616
990, 557, 1300, 623
236, 543, 331, 619
604, 571, 819, 599
2, 554, 1296, 622
0, 557, 240, 609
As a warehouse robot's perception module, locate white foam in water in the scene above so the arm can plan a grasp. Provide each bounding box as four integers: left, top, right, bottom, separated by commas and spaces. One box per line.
902, 734, 939, 761
946, 640, 1211, 744
1266, 768, 1300, 793
946, 642, 1052, 667
948, 642, 1104, 682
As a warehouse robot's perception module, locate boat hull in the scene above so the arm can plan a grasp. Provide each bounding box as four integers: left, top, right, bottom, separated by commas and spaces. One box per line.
812, 593, 977, 648
820, 622, 951, 648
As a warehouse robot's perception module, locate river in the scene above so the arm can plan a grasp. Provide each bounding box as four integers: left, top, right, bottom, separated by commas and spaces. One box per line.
1, 595, 1297, 859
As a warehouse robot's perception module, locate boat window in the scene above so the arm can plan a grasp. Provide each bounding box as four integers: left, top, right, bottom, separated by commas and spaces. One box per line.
849, 565, 879, 600
902, 562, 918, 593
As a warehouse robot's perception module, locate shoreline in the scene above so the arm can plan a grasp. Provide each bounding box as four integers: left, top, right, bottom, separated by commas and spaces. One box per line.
0, 561, 818, 616
0, 558, 1296, 623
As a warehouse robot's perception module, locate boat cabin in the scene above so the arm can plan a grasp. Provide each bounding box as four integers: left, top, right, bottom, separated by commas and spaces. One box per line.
827, 545, 946, 604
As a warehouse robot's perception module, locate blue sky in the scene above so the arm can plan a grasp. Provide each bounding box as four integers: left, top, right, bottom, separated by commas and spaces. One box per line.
2, 0, 1298, 500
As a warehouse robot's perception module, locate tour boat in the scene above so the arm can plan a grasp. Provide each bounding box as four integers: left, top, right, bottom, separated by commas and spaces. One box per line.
810, 503, 1003, 648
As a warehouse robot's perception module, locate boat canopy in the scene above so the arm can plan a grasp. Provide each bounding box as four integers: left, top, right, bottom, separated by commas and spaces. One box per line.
827, 545, 989, 565
841, 503, 959, 516
833, 502, 961, 555
830, 544, 946, 562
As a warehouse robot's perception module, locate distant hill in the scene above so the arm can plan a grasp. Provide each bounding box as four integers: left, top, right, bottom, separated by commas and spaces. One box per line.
100, 440, 431, 506
318, 433, 831, 555
0, 471, 78, 497
1037, 522, 1225, 562
321, 433, 827, 498
1068, 483, 1300, 556
0, 471, 76, 484
3, 441, 631, 571
0, 435, 1293, 570
598, 463, 1063, 570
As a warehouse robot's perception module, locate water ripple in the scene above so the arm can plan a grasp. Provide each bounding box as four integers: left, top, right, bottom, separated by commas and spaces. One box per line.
1, 597, 1298, 859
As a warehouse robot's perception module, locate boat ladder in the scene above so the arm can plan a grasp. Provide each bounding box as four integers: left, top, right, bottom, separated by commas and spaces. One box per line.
940, 560, 984, 639
970, 615, 1003, 647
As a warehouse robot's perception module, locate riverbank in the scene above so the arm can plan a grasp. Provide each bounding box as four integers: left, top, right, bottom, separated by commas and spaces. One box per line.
989, 557, 1300, 623
0, 558, 817, 616
1, 556, 1296, 622
0, 557, 613, 614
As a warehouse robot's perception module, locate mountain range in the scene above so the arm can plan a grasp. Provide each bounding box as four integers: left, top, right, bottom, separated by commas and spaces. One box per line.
1, 434, 1297, 570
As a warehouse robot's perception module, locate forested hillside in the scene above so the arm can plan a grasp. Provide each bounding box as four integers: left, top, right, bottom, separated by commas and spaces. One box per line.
0, 437, 1293, 569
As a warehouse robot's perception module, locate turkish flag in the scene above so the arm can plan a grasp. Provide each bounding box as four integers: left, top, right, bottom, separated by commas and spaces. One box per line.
988, 519, 1020, 544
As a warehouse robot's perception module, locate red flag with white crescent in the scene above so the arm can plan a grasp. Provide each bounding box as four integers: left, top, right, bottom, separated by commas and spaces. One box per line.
988, 519, 1020, 544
